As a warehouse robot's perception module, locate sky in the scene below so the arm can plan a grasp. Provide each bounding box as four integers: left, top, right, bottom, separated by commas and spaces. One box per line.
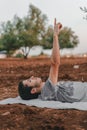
0, 0, 87, 54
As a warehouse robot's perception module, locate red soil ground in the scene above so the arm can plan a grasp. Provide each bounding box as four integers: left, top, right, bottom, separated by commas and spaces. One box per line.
0, 56, 87, 130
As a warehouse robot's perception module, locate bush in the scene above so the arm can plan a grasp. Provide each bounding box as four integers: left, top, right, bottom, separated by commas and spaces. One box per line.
15, 53, 24, 58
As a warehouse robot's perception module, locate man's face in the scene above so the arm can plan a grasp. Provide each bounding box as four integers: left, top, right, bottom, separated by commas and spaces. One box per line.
23, 76, 42, 88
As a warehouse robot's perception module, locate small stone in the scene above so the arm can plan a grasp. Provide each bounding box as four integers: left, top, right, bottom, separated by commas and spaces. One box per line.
2, 111, 10, 116
73, 65, 79, 69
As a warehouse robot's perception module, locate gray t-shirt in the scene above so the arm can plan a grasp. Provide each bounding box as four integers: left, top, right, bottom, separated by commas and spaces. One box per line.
38, 79, 87, 103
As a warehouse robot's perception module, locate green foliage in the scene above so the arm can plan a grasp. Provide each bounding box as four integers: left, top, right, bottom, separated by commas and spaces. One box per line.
0, 18, 21, 55
0, 4, 48, 58
41, 25, 53, 49
43, 27, 79, 50
15, 53, 24, 58
59, 27, 79, 49
0, 4, 79, 58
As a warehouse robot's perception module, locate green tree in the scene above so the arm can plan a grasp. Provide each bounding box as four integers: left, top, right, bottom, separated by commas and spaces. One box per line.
41, 25, 53, 49
0, 4, 79, 58
59, 27, 79, 49
0, 4, 48, 58
0, 20, 19, 55
17, 4, 48, 58
43, 27, 79, 50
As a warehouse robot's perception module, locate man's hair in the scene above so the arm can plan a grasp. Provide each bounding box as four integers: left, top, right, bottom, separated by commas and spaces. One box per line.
18, 81, 40, 100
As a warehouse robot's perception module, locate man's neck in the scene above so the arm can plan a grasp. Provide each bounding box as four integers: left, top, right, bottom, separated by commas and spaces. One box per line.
40, 82, 45, 89
36, 82, 45, 93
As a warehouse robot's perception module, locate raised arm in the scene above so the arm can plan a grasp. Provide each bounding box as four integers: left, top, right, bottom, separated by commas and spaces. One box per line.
49, 18, 62, 85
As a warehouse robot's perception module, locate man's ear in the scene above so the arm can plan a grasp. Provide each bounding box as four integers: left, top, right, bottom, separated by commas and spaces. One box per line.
31, 88, 37, 94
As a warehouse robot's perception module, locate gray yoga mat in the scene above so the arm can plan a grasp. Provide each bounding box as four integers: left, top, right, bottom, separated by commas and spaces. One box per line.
0, 96, 87, 111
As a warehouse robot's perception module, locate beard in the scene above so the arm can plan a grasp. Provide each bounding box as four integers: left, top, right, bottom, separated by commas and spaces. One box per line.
35, 79, 42, 88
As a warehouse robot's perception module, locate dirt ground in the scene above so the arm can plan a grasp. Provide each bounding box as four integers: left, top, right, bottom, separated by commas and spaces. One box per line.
0, 56, 87, 130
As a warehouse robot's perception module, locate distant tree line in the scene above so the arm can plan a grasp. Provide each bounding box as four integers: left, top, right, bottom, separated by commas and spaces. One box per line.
0, 4, 79, 58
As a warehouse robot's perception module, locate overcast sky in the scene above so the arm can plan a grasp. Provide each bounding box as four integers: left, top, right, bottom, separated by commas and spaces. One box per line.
0, 0, 87, 54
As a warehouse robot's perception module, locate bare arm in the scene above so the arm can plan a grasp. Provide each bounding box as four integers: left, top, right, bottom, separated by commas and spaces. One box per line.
49, 18, 62, 85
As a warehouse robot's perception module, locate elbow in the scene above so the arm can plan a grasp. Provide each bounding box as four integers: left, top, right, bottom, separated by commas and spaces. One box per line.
51, 59, 60, 66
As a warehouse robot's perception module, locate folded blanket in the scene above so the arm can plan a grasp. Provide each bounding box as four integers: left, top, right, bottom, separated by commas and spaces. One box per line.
0, 96, 87, 111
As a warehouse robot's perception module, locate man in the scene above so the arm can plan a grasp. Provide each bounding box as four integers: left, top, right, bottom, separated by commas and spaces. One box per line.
18, 19, 87, 102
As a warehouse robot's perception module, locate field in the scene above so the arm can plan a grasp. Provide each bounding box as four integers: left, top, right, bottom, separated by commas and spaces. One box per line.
0, 56, 87, 130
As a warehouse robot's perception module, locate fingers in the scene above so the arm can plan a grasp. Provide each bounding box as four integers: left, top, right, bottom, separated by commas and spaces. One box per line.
54, 19, 62, 28
54, 18, 56, 26
59, 23, 62, 29
54, 18, 62, 35
58, 23, 62, 29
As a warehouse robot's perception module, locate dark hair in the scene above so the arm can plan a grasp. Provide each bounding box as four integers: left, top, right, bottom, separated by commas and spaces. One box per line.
18, 81, 40, 100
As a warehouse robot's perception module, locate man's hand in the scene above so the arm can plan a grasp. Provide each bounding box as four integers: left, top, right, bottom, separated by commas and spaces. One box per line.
54, 18, 62, 35
49, 18, 62, 85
